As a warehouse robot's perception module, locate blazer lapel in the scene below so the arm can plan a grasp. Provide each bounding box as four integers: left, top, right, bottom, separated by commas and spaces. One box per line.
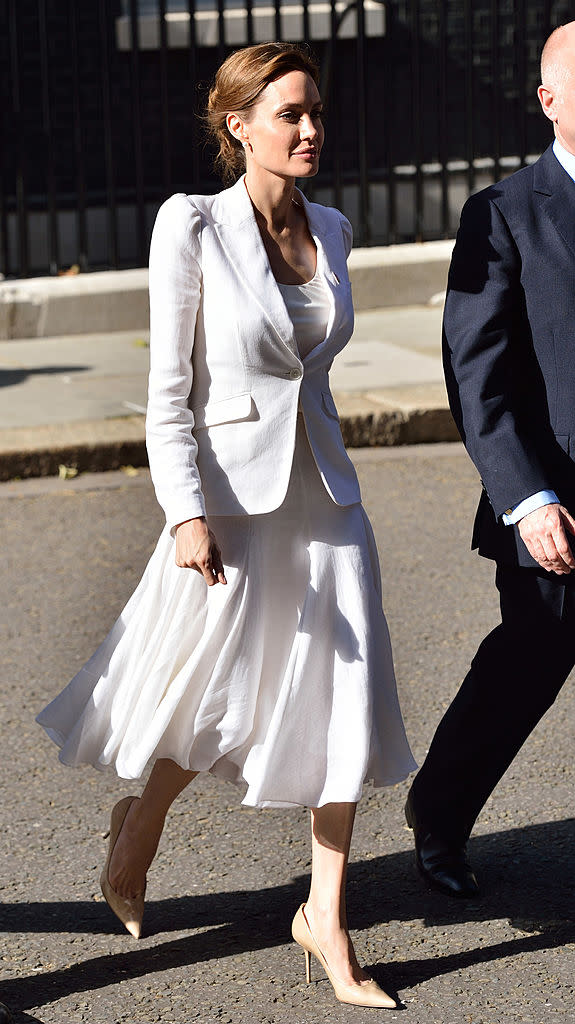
298, 190, 351, 356
213, 177, 350, 362
214, 177, 298, 359
534, 145, 575, 260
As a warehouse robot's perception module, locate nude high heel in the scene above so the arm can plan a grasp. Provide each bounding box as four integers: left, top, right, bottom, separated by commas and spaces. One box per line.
100, 796, 145, 939
291, 904, 397, 1009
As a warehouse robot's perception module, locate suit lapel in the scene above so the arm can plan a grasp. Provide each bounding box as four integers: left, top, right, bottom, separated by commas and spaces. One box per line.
297, 190, 347, 353
214, 177, 297, 358
213, 177, 350, 362
534, 145, 575, 260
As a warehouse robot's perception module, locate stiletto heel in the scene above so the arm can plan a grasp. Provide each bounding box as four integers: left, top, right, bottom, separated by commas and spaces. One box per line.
304, 947, 312, 983
100, 795, 146, 939
291, 903, 397, 1008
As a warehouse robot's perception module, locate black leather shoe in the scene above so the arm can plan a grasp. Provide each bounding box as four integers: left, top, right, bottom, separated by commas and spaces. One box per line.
405, 793, 479, 898
0, 1002, 13, 1024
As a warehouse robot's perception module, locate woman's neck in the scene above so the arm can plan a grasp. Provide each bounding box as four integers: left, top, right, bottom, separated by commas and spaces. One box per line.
244, 168, 298, 235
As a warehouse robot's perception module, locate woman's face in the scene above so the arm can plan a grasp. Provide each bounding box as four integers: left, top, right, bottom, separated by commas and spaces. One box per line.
233, 70, 324, 180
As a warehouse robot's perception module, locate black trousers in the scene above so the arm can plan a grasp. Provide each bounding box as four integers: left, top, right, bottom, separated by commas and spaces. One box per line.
408, 562, 575, 845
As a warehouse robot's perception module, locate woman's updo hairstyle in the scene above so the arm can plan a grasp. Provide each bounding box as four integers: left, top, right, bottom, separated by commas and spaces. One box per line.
206, 43, 320, 184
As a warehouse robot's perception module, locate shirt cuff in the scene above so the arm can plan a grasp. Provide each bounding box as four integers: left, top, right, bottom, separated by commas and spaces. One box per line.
502, 490, 560, 525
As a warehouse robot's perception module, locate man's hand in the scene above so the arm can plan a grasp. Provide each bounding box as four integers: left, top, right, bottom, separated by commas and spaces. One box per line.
517, 503, 575, 574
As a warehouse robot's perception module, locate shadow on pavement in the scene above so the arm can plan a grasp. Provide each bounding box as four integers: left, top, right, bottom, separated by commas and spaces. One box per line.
1, 818, 574, 1015
6, 1015, 43, 1024
0, 366, 89, 389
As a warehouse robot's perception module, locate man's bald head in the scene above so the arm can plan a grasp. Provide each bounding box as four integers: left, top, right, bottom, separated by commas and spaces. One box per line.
538, 21, 575, 153
541, 22, 575, 98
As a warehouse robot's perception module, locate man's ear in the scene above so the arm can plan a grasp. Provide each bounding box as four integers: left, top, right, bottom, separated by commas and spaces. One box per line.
226, 112, 248, 144
538, 84, 558, 123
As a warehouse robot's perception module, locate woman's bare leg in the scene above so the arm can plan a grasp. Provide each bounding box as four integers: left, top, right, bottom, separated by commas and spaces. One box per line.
304, 802, 369, 986
108, 759, 197, 897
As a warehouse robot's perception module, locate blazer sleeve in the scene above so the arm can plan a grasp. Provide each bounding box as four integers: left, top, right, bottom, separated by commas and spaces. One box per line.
146, 193, 207, 529
442, 192, 553, 518
337, 210, 353, 258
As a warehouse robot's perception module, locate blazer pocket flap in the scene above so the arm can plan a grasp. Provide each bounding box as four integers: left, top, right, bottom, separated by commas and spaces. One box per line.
321, 390, 340, 420
194, 392, 253, 429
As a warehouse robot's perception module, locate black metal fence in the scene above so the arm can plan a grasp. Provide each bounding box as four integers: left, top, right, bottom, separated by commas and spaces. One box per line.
1, 0, 573, 278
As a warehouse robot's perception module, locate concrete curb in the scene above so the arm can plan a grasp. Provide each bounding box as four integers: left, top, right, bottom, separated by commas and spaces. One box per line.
0, 403, 459, 482
0, 240, 453, 340
0, 417, 148, 482
0, 270, 150, 341
340, 406, 458, 447
0, 439, 150, 482
348, 240, 452, 312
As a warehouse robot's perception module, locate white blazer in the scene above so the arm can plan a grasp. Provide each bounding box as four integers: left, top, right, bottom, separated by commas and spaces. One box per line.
146, 174, 361, 528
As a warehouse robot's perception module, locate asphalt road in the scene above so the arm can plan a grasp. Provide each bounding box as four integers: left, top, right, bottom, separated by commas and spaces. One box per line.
0, 444, 573, 1023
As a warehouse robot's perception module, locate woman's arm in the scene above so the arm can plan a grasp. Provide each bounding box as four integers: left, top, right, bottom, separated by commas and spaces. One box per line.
146, 194, 206, 530
147, 195, 227, 584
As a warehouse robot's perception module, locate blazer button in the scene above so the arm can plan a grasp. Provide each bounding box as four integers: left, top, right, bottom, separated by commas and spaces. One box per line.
288, 368, 302, 379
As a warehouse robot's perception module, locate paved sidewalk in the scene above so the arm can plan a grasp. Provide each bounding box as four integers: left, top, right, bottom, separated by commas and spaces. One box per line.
0, 302, 456, 481
2, 452, 574, 1023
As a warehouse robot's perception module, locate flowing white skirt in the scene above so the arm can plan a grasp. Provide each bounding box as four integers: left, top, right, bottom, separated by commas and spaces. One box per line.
37, 419, 416, 807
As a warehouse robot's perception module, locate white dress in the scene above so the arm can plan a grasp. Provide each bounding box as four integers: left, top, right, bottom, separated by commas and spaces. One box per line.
37, 272, 416, 808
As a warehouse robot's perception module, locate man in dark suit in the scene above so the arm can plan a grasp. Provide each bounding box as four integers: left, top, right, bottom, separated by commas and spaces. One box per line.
405, 22, 575, 897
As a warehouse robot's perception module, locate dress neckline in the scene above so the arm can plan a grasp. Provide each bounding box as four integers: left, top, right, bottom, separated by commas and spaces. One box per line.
277, 264, 320, 288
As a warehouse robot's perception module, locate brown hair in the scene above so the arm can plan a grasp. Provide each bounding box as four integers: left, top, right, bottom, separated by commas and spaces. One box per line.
206, 43, 320, 184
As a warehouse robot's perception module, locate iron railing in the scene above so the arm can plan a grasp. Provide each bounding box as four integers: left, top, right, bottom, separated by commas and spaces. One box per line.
0, 0, 566, 278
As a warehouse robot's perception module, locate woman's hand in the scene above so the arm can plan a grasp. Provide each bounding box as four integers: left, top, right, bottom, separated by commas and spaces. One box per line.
175, 517, 227, 586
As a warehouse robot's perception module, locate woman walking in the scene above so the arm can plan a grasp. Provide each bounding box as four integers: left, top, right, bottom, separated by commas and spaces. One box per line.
38, 42, 415, 1008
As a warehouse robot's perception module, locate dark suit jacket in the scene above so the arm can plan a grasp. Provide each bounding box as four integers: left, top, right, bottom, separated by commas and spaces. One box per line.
443, 144, 575, 568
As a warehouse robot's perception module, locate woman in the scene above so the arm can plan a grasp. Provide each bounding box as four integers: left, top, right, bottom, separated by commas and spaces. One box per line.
37, 43, 415, 1008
